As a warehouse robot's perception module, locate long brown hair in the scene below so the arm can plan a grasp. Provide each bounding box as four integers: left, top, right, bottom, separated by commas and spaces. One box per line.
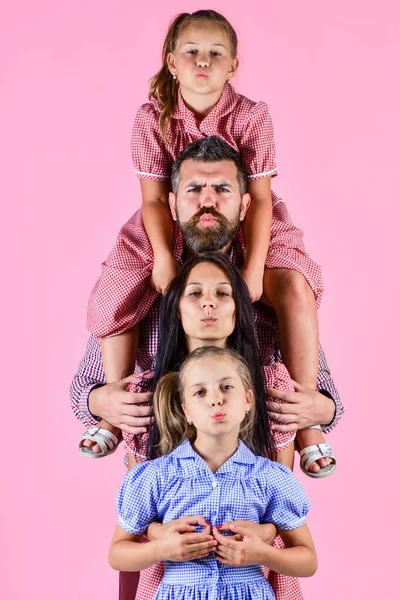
149, 10, 238, 142
153, 346, 256, 456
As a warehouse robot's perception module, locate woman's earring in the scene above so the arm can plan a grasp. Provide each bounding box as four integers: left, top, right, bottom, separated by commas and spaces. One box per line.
227, 79, 231, 84
173, 74, 177, 80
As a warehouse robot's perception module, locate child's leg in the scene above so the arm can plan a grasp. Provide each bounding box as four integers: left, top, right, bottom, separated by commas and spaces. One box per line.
275, 442, 295, 470
102, 327, 139, 382
81, 326, 139, 454
263, 268, 332, 473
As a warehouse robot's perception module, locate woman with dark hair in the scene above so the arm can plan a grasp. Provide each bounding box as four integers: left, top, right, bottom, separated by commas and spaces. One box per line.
120, 253, 301, 600
149, 252, 276, 460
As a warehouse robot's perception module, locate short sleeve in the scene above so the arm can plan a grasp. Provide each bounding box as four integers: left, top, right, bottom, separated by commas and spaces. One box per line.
116, 460, 160, 534
131, 103, 169, 181
239, 102, 277, 181
262, 463, 310, 530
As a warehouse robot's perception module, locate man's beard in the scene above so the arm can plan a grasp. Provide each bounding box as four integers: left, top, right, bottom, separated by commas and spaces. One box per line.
178, 207, 241, 253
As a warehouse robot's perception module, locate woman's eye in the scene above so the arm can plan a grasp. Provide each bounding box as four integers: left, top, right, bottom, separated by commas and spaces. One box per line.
217, 291, 230, 297
188, 291, 201, 296
187, 49, 198, 55
211, 51, 221, 57
194, 389, 204, 397
222, 385, 233, 391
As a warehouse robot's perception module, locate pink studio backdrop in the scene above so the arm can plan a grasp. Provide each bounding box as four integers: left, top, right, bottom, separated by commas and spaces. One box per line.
1, 0, 399, 598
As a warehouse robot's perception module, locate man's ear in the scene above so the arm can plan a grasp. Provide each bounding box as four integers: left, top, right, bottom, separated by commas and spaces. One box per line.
169, 192, 178, 221
239, 193, 251, 221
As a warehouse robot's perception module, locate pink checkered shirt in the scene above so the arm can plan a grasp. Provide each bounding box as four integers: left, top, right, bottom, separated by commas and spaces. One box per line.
131, 83, 277, 182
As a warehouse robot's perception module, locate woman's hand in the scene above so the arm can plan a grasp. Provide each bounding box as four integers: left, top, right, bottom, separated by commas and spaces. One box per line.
153, 516, 217, 562
213, 523, 266, 566
217, 520, 277, 545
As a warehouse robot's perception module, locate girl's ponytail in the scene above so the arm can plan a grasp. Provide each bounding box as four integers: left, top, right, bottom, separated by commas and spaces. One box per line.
149, 13, 189, 142
153, 371, 188, 455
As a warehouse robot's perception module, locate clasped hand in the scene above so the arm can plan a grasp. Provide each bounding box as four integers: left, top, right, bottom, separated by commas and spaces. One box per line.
148, 518, 277, 566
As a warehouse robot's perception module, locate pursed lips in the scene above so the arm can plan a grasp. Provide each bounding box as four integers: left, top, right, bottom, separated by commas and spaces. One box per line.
201, 317, 217, 325
212, 412, 225, 421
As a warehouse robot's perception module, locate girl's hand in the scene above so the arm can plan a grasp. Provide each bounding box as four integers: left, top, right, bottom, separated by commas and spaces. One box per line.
156, 516, 217, 562
151, 254, 179, 294
241, 265, 264, 302
213, 524, 266, 566
217, 520, 277, 545
148, 516, 205, 541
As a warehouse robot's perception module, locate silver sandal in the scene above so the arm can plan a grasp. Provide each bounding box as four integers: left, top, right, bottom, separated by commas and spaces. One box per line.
299, 443, 337, 478
78, 426, 121, 458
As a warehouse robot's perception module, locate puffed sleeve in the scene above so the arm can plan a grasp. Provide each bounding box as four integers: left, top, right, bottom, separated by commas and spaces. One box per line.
239, 102, 277, 181
131, 103, 170, 181
117, 460, 160, 534
262, 463, 310, 530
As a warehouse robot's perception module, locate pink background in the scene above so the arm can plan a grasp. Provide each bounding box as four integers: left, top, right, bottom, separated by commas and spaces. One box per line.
2, 0, 399, 598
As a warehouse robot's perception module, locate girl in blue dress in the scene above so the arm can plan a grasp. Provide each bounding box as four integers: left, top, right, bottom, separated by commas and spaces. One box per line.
109, 345, 317, 599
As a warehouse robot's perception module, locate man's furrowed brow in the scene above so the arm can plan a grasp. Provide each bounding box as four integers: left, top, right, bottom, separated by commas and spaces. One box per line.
213, 182, 233, 188
184, 181, 233, 189
185, 181, 206, 189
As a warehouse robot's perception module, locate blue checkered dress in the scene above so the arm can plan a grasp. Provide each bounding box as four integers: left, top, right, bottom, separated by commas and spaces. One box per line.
117, 440, 310, 600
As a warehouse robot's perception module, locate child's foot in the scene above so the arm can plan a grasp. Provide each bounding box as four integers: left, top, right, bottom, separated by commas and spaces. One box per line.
80, 420, 121, 456
296, 427, 335, 475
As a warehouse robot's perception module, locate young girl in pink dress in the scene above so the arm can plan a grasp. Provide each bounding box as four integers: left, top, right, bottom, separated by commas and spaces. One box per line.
82, 10, 335, 478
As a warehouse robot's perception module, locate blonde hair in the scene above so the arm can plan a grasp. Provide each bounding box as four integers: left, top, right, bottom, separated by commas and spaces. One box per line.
153, 346, 255, 455
149, 10, 238, 142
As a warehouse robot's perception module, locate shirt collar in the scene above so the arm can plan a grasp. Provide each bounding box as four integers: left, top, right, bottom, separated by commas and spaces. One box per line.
173, 439, 257, 466
173, 83, 240, 124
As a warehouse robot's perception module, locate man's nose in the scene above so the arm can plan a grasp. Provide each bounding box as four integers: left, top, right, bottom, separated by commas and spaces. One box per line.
200, 191, 217, 208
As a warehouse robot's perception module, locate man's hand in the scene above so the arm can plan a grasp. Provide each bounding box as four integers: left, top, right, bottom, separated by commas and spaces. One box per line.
88, 374, 153, 434
156, 516, 217, 562
217, 520, 277, 545
213, 524, 266, 566
266, 380, 335, 432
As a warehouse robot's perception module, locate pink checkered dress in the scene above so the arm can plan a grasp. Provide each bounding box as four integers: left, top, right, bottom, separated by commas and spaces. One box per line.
87, 84, 323, 338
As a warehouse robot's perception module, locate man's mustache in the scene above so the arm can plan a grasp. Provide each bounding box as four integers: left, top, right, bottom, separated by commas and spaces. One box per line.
190, 207, 224, 225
